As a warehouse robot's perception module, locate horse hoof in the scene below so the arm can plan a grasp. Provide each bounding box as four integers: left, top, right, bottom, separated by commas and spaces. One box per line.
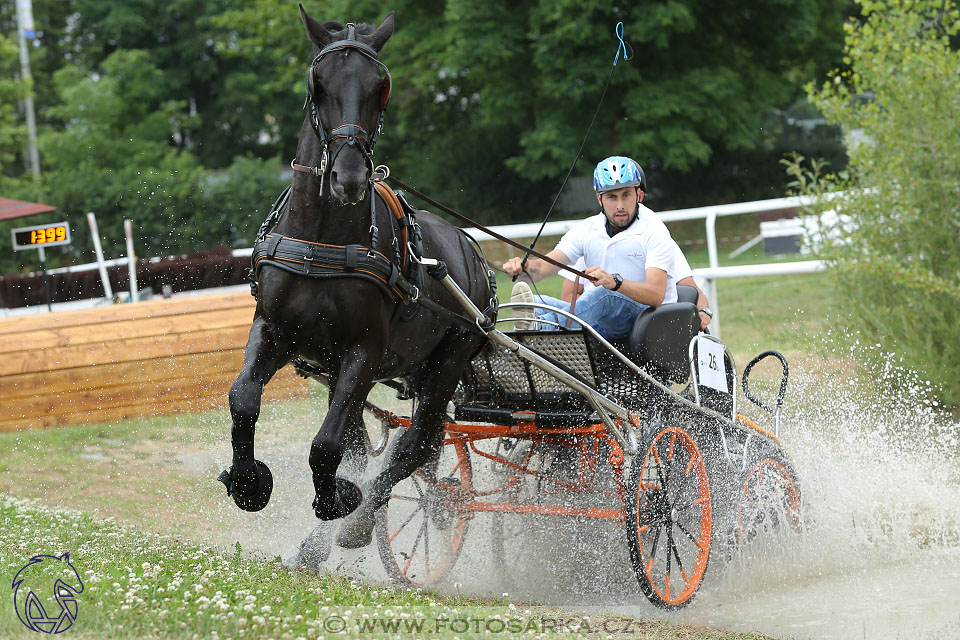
335, 516, 375, 549
313, 477, 363, 521
219, 460, 273, 512
291, 523, 333, 571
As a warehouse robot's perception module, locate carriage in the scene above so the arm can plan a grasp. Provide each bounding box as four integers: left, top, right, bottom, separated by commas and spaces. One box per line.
300, 272, 802, 610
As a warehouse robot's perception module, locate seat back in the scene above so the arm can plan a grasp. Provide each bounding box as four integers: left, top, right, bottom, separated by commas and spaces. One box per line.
676, 284, 699, 305
628, 302, 699, 382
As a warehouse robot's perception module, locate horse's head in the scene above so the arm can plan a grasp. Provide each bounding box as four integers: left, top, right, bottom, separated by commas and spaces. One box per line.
300, 4, 394, 205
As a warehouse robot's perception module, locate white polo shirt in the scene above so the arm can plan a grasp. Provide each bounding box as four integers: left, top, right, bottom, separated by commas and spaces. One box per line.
555, 205, 678, 304
562, 243, 692, 287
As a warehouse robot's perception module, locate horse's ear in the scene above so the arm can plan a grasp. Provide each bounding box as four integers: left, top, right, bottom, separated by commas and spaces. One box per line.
369, 12, 395, 53
300, 3, 333, 49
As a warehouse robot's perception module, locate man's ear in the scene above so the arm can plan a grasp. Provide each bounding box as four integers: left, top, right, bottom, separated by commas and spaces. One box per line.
596, 193, 603, 207
637, 189, 644, 203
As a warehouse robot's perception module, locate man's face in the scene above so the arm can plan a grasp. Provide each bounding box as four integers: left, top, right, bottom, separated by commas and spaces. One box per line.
597, 186, 640, 230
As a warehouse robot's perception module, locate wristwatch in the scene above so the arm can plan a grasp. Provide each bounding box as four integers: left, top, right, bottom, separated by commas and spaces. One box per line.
611, 273, 623, 291
699, 307, 713, 318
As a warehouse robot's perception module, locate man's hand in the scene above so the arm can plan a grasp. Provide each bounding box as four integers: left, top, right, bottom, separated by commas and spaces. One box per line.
698, 310, 712, 331
502, 256, 525, 278
584, 266, 617, 289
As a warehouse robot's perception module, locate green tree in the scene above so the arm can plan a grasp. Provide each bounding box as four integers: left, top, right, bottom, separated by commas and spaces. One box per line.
2, 0, 852, 275
788, 0, 960, 407
220, 0, 852, 221
0, 31, 26, 177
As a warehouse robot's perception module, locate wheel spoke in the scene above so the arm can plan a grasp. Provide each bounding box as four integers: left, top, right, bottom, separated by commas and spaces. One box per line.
662, 437, 675, 493
645, 524, 664, 575
664, 530, 673, 599
411, 475, 426, 498
389, 501, 424, 543
674, 519, 706, 550
423, 516, 431, 576
670, 533, 690, 584
402, 518, 426, 577
653, 446, 669, 494
669, 451, 694, 497
638, 515, 670, 529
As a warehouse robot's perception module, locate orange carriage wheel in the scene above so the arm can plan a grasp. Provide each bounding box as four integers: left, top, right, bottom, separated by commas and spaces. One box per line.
625, 424, 712, 609
375, 439, 473, 587
736, 453, 802, 547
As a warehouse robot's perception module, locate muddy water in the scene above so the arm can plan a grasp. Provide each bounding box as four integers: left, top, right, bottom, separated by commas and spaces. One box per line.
196, 346, 960, 640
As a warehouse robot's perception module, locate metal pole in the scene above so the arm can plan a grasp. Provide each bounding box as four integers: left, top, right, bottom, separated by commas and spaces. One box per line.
38, 245, 51, 311
705, 210, 720, 339
86, 212, 114, 301
124, 219, 139, 302
15, 0, 41, 178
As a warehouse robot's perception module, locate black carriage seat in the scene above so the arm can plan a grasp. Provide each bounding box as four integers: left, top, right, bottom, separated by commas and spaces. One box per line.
626, 284, 700, 384
455, 331, 600, 426
675, 284, 699, 306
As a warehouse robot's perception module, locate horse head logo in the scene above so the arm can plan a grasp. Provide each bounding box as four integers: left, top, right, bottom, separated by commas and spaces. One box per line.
11, 553, 84, 634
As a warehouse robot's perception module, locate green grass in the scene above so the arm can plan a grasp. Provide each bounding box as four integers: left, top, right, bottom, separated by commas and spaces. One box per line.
0, 495, 520, 639
0, 496, 776, 640
713, 271, 833, 360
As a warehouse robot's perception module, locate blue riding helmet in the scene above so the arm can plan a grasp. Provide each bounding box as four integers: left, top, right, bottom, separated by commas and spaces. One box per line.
593, 156, 646, 193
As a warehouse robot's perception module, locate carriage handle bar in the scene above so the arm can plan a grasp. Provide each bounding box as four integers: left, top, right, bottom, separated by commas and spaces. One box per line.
424, 256, 765, 457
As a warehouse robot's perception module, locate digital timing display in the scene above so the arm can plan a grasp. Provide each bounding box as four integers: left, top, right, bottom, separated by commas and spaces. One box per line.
11, 222, 72, 251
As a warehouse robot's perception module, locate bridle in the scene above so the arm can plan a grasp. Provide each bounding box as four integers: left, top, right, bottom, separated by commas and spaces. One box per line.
293, 23, 393, 195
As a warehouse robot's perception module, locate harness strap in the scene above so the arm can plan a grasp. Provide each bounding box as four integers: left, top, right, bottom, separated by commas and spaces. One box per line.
253, 234, 410, 300
252, 233, 493, 337
344, 244, 361, 271
373, 181, 409, 268
368, 184, 380, 251
262, 234, 282, 259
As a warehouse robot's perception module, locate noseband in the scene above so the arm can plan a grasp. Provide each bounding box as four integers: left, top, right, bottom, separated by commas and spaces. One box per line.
294, 24, 393, 195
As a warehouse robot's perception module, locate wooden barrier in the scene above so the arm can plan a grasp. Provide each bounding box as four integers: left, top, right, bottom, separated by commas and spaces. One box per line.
0, 290, 309, 431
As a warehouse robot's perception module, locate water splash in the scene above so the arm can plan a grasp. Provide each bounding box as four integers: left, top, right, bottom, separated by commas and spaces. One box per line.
208, 333, 959, 639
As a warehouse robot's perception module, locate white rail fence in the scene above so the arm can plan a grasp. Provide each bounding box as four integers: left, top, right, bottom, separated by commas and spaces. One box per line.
7, 194, 826, 332
462, 194, 827, 339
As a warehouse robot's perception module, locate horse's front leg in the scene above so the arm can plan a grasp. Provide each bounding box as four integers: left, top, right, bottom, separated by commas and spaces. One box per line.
219, 316, 292, 511
309, 345, 379, 521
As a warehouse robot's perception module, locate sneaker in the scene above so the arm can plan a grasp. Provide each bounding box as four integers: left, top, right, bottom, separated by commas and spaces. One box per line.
510, 281, 538, 330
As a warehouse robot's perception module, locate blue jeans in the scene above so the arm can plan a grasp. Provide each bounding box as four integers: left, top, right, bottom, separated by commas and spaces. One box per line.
534, 286, 650, 339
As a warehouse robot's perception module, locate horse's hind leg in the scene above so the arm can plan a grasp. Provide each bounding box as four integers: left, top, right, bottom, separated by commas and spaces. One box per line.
220, 317, 292, 511
336, 341, 474, 549
293, 391, 369, 570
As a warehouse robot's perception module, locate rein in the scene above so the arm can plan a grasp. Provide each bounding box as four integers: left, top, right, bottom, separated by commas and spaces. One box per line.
385, 175, 599, 284
520, 22, 632, 273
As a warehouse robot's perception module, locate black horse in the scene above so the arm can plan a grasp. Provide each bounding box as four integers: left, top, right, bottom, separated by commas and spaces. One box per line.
219, 5, 496, 549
